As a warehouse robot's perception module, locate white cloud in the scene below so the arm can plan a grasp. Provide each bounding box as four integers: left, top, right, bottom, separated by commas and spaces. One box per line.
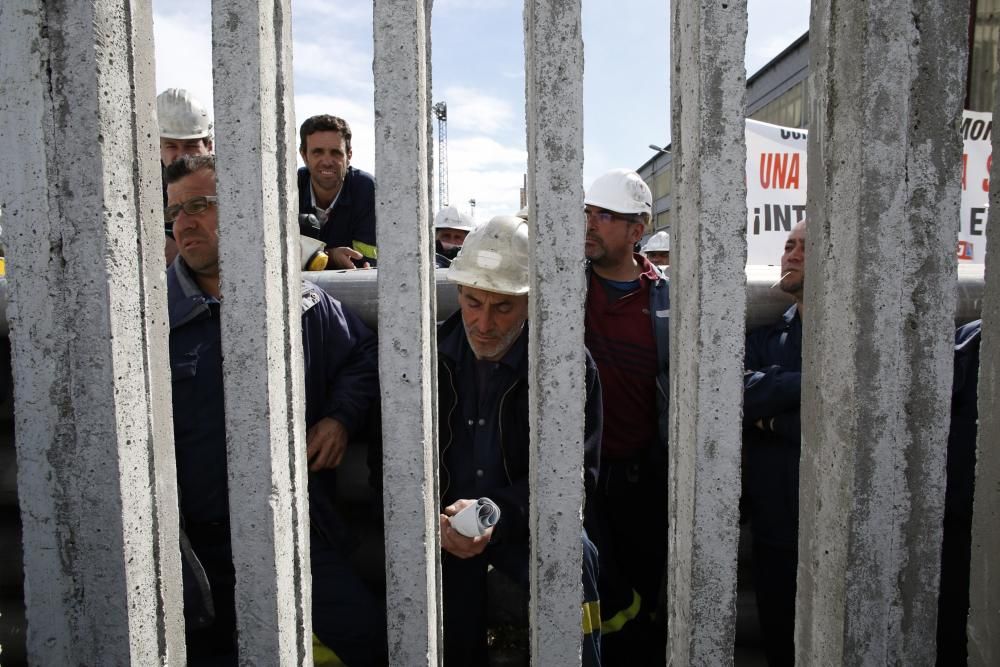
435, 0, 516, 10
152, 12, 213, 106
449, 136, 526, 171
290, 0, 372, 23
438, 136, 527, 220
293, 40, 374, 95
443, 86, 517, 135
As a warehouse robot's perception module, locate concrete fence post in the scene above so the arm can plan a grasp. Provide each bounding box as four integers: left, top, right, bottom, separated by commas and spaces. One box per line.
797, 1, 970, 663
524, 0, 586, 664
667, 0, 749, 664
967, 47, 1000, 664
211, 0, 312, 662
373, 1, 442, 664
0, 0, 184, 663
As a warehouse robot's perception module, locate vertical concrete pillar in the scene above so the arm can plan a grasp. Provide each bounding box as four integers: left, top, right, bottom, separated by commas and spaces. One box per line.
524, 1, 586, 664
798, 1, 970, 663
967, 62, 1000, 665
667, 0, 748, 664
373, 1, 441, 664
0, 0, 184, 664
211, 1, 311, 663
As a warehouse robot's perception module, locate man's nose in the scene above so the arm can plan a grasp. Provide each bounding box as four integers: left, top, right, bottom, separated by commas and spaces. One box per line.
173, 209, 195, 231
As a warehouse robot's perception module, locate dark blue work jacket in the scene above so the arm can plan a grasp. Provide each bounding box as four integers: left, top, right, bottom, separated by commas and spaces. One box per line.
167, 259, 378, 529
742, 303, 802, 549
436, 310, 603, 546
297, 165, 377, 266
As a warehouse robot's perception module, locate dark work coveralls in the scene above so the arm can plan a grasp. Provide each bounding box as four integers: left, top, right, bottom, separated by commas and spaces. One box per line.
936, 320, 982, 665
585, 256, 670, 666
298, 165, 377, 267
168, 258, 386, 665
742, 303, 802, 667
436, 310, 604, 666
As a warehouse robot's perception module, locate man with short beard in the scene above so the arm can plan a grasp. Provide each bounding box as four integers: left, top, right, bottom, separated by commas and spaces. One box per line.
437, 215, 603, 665
583, 168, 670, 665
742, 219, 806, 667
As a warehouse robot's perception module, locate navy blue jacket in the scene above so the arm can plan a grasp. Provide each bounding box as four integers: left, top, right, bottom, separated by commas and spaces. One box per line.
168, 259, 378, 528
742, 303, 802, 549
298, 165, 377, 266
437, 309, 603, 546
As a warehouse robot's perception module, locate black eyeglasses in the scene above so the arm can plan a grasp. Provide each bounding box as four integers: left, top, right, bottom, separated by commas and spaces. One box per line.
164, 195, 219, 223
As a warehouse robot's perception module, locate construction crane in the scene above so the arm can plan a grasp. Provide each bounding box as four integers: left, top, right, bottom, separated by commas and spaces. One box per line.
433, 101, 449, 209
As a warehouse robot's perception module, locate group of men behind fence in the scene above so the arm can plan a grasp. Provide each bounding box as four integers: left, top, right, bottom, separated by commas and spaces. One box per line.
159, 88, 981, 666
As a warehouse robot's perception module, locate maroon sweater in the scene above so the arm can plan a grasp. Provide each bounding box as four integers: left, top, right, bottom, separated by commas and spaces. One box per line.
585, 256, 660, 460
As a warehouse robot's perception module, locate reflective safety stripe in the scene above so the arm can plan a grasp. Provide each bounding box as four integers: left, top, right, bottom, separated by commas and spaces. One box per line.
582, 600, 602, 635
601, 589, 642, 634
313, 633, 346, 666
352, 239, 378, 260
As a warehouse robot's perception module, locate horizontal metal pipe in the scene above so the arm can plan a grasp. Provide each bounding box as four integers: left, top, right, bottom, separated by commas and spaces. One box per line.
0, 264, 981, 338
303, 264, 985, 332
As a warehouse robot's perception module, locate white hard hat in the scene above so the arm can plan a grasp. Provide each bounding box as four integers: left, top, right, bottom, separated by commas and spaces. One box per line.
585, 168, 652, 216
448, 215, 529, 295
642, 231, 670, 253
434, 206, 475, 232
157, 88, 213, 140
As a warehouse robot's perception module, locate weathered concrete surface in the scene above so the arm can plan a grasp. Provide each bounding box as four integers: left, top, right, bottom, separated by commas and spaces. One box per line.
798, 1, 970, 664
373, 1, 441, 664
967, 61, 1000, 666
668, 0, 748, 664
0, 0, 183, 664
212, 0, 311, 663
524, 0, 586, 664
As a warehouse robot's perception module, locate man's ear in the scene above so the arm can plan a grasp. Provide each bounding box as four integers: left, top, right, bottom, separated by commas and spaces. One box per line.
347, 147, 353, 164
631, 223, 647, 244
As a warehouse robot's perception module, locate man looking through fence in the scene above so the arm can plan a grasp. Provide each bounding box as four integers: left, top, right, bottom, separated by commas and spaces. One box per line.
742, 219, 806, 666
164, 155, 386, 665
433, 205, 476, 268
298, 114, 377, 269
583, 168, 670, 665
437, 215, 603, 665
157, 88, 214, 266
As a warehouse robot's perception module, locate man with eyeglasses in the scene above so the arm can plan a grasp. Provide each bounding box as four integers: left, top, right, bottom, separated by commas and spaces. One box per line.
583, 168, 670, 665
157, 88, 215, 266
164, 155, 386, 665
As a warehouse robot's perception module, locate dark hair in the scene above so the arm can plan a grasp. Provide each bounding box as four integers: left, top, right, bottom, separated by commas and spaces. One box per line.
299, 115, 352, 154
164, 154, 216, 184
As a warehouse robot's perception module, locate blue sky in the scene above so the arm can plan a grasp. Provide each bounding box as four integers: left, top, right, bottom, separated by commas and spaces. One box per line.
153, 0, 809, 221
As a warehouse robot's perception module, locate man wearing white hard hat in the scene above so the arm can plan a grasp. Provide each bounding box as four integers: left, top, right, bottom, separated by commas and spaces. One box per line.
433, 205, 476, 268
438, 215, 603, 665
583, 168, 670, 664
157, 88, 214, 266
641, 230, 670, 271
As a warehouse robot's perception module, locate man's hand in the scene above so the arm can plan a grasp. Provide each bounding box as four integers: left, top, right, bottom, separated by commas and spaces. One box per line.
306, 417, 349, 471
327, 246, 371, 270
440, 499, 493, 558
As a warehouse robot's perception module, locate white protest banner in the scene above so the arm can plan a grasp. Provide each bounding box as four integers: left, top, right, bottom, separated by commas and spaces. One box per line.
744, 113, 988, 265
745, 119, 808, 265
960, 110, 990, 263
